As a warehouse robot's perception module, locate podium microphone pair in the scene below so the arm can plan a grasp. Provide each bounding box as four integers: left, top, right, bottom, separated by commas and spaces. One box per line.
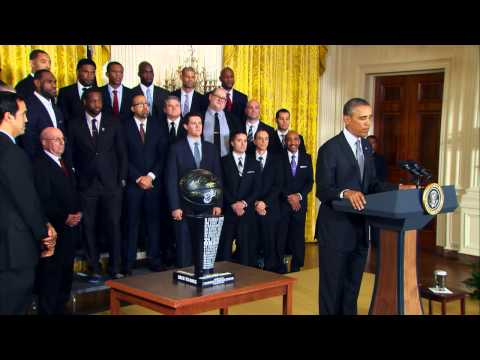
398, 160, 432, 188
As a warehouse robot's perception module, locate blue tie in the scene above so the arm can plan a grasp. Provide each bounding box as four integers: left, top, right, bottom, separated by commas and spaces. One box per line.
146, 87, 153, 115
291, 154, 297, 176
194, 142, 201, 168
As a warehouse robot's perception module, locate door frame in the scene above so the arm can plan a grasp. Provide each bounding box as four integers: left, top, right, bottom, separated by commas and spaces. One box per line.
357, 59, 452, 249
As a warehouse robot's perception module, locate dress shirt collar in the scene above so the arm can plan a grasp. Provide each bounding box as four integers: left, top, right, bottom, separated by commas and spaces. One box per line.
256, 150, 268, 162
246, 119, 260, 127
0, 129, 15, 144
34, 91, 52, 105
287, 150, 298, 162
187, 135, 202, 148
86, 111, 102, 123
181, 88, 194, 96
77, 82, 92, 98
140, 83, 154, 94
108, 84, 123, 94
277, 128, 289, 136
134, 116, 148, 129
343, 127, 361, 154
44, 149, 61, 167
207, 107, 223, 117
232, 151, 245, 164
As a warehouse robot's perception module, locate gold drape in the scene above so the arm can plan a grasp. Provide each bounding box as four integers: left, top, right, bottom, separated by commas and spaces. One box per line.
223, 45, 328, 242
0, 45, 110, 88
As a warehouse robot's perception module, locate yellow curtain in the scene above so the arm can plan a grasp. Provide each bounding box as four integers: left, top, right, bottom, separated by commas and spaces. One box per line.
90, 45, 111, 86
0, 45, 110, 89
223, 45, 328, 242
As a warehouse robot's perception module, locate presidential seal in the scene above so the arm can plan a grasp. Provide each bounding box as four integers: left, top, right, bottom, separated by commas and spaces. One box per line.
422, 183, 444, 215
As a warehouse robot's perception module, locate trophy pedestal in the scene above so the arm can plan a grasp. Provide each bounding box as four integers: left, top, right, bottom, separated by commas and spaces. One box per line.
173, 270, 235, 288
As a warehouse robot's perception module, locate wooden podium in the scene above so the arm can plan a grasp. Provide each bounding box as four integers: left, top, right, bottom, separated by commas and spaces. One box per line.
333, 186, 458, 315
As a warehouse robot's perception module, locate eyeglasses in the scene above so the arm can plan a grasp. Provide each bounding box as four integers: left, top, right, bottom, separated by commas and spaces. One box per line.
213, 94, 227, 102
133, 102, 148, 107
45, 137, 66, 144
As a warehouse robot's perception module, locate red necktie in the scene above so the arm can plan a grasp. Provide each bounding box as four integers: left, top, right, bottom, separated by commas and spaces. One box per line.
112, 89, 119, 115
60, 159, 69, 176
226, 92, 232, 112
139, 122, 145, 144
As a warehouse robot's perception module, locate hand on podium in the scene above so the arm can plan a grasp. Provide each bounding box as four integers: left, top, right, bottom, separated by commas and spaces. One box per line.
399, 184, 417, 190
343, 190, 366, 211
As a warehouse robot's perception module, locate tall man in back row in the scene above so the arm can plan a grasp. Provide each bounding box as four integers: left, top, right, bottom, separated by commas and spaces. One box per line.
315, 98, 415, 315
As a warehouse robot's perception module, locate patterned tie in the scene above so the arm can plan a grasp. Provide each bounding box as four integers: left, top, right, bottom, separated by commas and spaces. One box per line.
291, 154, 297, 176
194, 142, 201, 168
169, 121, 176, 144
238, 157, 243, 176
225, 92, 232, 112
356, 138, 365, 180
112, 90, 119, 115
247, 125, 254, 142
214, 112, 221, 155
59, 158, 69, 176
139, 122, 145, 144
146, 87, 153, 115
183, 93, 189, 116
91, 118, 99, 145
281, 134, 286, 148
258, 156, 264, 172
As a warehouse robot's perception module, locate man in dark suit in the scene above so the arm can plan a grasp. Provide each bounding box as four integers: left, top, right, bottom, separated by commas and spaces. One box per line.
68, 88, 127, 280
269, 108, 306, 155
123, 94, 168, 275
218, 131, 261, 267
0, 91, 56, 314
205, 67, 248, 125
162, 96, 187, 145
202, 87, 240, 158
100, 61, 133, 121
131, 61, 170, 120
33, 127, 81, 314
22, 70, 66, 159
15, 49, 51, 98
171, 67, 207, 116
166, 112, 222, 267
278, 130, 313, 273
57, 58, 97, 131
315, 98, 414, 315
243, 99, 275, 155
252, 129, 283, 272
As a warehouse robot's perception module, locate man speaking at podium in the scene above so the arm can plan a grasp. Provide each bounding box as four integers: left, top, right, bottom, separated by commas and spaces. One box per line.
315, 98, 414, 315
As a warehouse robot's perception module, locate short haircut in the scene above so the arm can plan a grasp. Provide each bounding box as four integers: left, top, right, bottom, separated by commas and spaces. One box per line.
0, 91, 25, 124
183, 111, 203, 125
138, 61, 152, 71
275, 108, 290, 119
229, 130, 247, 143
343, 98, 370, 116
106, 61, 123, 73
77, 58, 97, 71
164, 95, 180, 105
81, 87, 102, 102
33, 69, 52, 81
254, 129, 269, 140
181, 67, 196, 76
29, 49, 48, 61
220, 67, 234, 76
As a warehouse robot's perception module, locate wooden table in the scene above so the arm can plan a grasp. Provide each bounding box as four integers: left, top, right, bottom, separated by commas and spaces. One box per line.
105, 261, 296, 315
419, 285, 468, 315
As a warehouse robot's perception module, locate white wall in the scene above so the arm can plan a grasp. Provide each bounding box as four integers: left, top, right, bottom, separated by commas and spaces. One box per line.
318, 45, 480, 256
109, 45, 223, 89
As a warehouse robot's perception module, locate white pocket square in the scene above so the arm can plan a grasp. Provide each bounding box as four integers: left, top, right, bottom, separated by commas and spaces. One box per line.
300, 165, 308, 168
247, 170, 255, 174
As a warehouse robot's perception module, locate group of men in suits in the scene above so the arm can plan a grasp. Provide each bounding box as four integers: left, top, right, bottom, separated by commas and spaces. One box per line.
3, 48, 412, 316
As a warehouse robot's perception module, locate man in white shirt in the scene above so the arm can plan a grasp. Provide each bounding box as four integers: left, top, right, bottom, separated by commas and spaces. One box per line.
243, 99, 274, 155
163, 96, 186, 145
218, 67, 248, 123
171, 67, 207, 116
270, 108, 306, 155
15, 49, 51, 98
22, 70, 66, 159
100, 61, 133, 119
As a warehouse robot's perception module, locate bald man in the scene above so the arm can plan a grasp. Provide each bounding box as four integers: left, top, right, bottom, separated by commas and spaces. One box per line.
277, 130, 313, 273
32, 127, 81, 314
243, 100, 274, 155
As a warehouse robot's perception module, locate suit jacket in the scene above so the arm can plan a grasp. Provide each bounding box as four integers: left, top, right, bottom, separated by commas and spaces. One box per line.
32, 151, 81, 233
269, 130, 307, 155
201, 110, 241, 145
279, 151, 314, 213
15, 74, 35, 98
221, 153, 261, 216
131, 84, 170, 120
57, 83, 84, 130
315, 132, 397, 251
256, 153, 283, 218
21, 94, 66, 159
0, 133, 48, 271
242, 120, 275, 155
159, 115, 187, 146
100, 85, 134, 120
171, 89, 207, 114
166, 138, 222, 211
206, 88, 248, 124
68, 112, 128, 192
123, 116, 168, 188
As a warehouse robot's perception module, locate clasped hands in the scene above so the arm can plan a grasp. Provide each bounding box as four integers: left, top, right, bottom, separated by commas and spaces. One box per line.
136, 175, 154, 190
287, 194, 302, 212
232, 201, 247, 216
41, 222, 57, 258
171, 207, 222, 221
255, 201, 267, 216
65, 212, 82, 227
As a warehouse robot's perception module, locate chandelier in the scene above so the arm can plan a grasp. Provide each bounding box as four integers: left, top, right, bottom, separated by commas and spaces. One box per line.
162, 46, 220, 94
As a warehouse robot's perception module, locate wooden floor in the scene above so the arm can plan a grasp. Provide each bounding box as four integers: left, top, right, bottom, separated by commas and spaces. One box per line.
88, 243, 479, 315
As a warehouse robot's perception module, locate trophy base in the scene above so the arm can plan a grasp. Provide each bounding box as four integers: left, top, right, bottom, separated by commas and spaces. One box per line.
173, 270, 235, 288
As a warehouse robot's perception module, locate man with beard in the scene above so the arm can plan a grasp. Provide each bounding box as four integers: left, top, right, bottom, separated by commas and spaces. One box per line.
22, 70, 66, 159
100, 61, 133, 120
57, 58, 97, 130
171, 67, 207, 116
15, 49, 51, 98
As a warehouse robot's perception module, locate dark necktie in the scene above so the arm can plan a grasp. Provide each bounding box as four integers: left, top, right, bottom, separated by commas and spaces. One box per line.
238, 157, 243, 176
258, 156, 264, 172
214, 112, 221, 155
139, 122, 145, 144
169, 121, 176, 144
59, 158, 69, 176
226, 92, 232, 112
247, 125, 254, 143
112, 89, 119, 115
281, 134, 286, 148
91, 118, 99, 145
